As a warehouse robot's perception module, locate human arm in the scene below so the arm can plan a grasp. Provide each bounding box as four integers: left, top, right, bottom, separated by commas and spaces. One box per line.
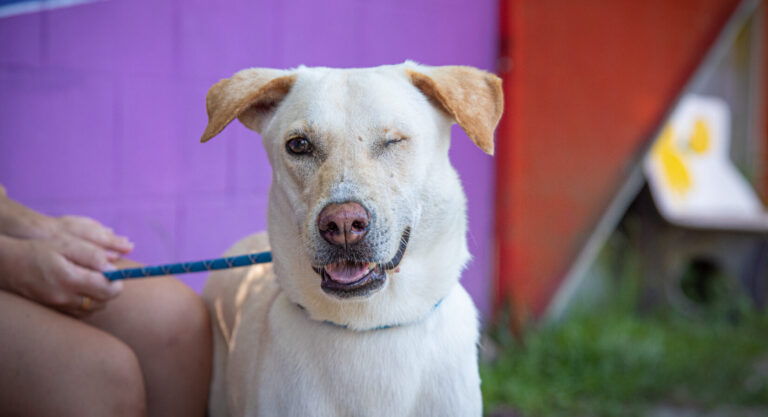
0, 190, 133, 254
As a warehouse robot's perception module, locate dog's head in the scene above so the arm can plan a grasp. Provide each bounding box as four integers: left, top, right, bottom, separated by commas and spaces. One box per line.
201, 62, 502, 329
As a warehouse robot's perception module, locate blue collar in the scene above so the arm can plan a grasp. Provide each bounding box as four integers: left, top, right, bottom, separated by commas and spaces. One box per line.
296, 298, 445, 332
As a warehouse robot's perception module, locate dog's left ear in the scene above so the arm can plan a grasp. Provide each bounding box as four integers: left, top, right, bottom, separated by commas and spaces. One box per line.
407, 66, 503, 155
201, 68, 297, 142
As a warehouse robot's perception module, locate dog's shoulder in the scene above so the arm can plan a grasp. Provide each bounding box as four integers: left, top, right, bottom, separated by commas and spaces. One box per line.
203, 232, 277, 348
224, 231, 271, 256
202, 232, 272, 302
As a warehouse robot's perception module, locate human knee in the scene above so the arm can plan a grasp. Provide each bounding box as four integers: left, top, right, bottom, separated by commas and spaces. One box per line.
87, 338, 146, 417
147, 279, 211, 351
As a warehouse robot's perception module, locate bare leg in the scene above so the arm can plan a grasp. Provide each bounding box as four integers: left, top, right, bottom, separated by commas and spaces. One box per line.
84, 274, 212, 417
0, 290, 147, 417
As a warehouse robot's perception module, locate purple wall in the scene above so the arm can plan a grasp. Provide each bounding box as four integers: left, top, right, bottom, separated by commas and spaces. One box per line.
0, 0, 498, 318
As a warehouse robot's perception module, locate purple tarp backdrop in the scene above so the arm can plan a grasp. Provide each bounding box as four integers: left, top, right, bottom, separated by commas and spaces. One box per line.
0, 0, 498, 318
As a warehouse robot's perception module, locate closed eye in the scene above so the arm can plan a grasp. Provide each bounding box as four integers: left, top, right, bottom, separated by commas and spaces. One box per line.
384, 137, 406, 147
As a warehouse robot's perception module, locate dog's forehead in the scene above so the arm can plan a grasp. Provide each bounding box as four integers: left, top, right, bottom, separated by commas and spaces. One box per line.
281, 67, 429, 133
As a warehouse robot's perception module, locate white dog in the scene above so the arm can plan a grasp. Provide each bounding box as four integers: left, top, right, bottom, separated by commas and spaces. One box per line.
201, 62, 503, 417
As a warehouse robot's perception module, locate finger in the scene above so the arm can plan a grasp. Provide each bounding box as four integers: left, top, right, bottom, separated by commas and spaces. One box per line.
66, 263, 123, 302
62, 297, 108, 318
38, 286, 107, 313
105, 250, 121, 261
65, 215, 134, 253
56, 237, 114, 272
54, 241, 123, 300
59, 216, 134, 254
112, 257, 143, 269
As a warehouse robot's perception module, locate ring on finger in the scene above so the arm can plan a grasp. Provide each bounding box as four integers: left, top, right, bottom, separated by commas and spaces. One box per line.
79, 295, 92, 311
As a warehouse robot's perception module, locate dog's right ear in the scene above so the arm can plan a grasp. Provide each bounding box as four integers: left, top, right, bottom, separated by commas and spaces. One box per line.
201, 69, 297, 142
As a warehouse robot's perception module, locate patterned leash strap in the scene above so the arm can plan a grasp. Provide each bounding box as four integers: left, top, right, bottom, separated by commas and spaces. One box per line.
103, 251, 273, 281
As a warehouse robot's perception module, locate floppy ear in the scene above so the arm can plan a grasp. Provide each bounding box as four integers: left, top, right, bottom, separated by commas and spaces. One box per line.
200, 68, 297, 142
406, 65, 503, 155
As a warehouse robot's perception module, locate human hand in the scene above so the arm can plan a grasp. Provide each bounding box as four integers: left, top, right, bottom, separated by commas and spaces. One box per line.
0, 188, 134, 315
0, 235, 124, 317
53, 215, 134, 256
0, 193, 134, 255
0, 188, 133, 251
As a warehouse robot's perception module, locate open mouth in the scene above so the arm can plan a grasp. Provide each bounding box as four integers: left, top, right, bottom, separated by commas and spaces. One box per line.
315, 228, 410, 298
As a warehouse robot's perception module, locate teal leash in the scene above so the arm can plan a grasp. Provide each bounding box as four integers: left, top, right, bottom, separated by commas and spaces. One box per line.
103, 251, 272, 281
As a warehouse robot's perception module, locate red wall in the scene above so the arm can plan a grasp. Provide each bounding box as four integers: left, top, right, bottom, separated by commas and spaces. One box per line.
494, 0, 743, 321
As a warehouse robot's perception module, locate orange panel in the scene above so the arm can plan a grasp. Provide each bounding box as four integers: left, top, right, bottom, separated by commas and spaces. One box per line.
763, 4, 768, 202
494, 0, 742, 320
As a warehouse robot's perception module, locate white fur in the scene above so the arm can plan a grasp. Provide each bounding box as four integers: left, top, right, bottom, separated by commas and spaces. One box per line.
203, 63, 485, 416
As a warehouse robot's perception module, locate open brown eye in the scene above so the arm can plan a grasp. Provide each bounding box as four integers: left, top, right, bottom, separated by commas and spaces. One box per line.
286, 137, 313, 155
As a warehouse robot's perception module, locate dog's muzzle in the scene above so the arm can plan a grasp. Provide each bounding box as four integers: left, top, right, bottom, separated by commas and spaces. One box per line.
314, 228, 410, 298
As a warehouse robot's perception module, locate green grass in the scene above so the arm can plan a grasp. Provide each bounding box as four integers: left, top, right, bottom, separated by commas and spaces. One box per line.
480, 305, 768, 417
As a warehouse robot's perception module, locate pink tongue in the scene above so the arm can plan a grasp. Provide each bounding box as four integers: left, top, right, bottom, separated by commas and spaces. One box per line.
325, 262, 370, 284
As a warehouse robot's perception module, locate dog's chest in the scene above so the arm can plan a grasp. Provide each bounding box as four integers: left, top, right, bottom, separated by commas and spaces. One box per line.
238, 291, 481, 417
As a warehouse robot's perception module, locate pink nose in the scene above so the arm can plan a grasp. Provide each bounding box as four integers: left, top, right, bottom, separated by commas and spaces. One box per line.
317, 202, 370, 247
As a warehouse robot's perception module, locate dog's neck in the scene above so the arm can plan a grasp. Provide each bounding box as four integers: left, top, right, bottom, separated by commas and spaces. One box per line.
294, 297, 445, 332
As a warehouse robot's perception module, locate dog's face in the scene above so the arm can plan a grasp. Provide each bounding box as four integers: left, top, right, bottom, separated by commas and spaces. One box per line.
202, 62, 502, 329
